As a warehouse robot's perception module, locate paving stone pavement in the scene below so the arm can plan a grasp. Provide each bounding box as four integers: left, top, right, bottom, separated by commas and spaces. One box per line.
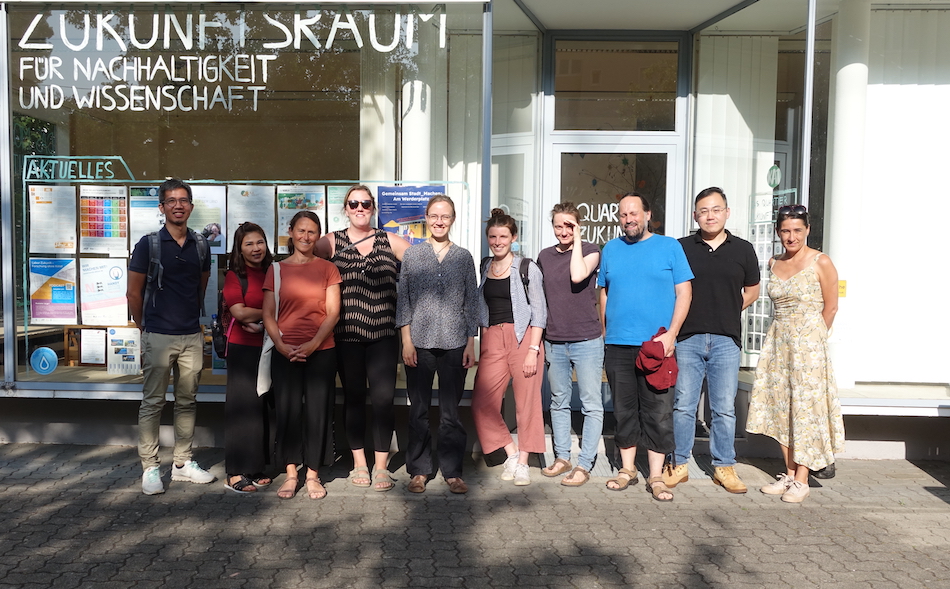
1, 443, 949, 589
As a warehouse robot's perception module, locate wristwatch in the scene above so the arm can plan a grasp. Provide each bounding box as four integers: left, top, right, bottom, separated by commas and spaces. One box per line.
528, 345, 540, 352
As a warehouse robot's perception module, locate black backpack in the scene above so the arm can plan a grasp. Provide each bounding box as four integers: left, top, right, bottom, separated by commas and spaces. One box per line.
211, 272, 248, 359
141, 229, 209, 329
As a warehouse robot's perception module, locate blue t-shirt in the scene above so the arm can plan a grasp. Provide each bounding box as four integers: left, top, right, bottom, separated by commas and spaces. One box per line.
597, 234, 693, 346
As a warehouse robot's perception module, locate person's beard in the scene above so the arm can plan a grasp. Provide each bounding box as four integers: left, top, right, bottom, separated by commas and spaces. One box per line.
623, 221, 646, 243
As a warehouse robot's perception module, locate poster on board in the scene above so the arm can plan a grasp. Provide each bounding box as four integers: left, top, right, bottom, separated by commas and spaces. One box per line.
189, 185, 227, 254
79, 185, 128, 256
79, 258, 128, 326
80, 329, 107, 365
326, 185, 349, 233
377, 185, 445, 245
227, 185, 277, 252
29, 185, 77, 254
107, 327, 141, 375
276, 185, 325, 253
29, 258, 77, 324
128, 186, 163, 245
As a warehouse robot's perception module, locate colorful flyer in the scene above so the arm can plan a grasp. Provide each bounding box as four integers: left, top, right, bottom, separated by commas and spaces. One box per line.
128, 186, 163, 246
29, 185, 77, 254
29, 258, 77, 325
79, 258, 128, 326
79, 185, 128, 256
326, 185, 349, 233
377, 185, 445, 245
276, 185, 325, 253
107, 327, 141, 375
227, 185, 276, 252
189, 185, 227, 255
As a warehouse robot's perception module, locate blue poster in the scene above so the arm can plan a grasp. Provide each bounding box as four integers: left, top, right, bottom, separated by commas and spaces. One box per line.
377, 185, 445, 245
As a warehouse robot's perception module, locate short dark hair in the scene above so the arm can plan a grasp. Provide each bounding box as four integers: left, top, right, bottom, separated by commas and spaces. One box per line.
620, 192, 650, 212
551, 202, 581, 224
228, 222, 274, 278
695, 187, 727, 207
159, 178, 192, 203
287, 211, 322, 254
776, 204, 809, 229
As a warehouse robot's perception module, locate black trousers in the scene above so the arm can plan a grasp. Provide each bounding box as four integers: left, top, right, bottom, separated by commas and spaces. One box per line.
224, 343, 275, 475
405, 346, 468, 479
337, 337, 398, 453
604, 344, 674, 453
272, 348, 336, 469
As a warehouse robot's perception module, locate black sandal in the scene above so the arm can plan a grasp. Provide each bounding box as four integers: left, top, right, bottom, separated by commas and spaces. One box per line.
224, 474, 258, 494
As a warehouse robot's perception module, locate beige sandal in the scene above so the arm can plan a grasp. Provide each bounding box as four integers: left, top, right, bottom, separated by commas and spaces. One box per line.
306, 477, 326, 500
373, 469, 395, 492
647, 475, 674, 502
277, 477, 298, 499
605, 468, 638, 491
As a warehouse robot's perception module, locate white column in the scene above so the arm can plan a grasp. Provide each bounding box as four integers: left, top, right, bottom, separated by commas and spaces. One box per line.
825, 0, 870, 388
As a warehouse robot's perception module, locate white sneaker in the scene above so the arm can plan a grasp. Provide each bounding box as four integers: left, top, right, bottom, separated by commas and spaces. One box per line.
513, 463, 531, 486
781, 480, 811, 503
760, 472, 794, 495
142, 466, 165, 495
500, 454, 519, 481
171, 460, 215, 484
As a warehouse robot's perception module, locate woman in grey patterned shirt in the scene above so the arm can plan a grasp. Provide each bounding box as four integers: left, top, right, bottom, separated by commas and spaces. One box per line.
395, 195, 478, 495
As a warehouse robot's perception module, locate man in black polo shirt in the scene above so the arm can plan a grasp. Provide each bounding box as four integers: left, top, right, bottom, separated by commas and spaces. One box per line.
664, 187, 760, 494
128, 178, 213, 495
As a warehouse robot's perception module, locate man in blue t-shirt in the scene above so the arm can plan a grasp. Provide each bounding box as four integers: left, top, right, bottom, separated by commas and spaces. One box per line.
598, 193, 693, 501
127, 178, 213, 495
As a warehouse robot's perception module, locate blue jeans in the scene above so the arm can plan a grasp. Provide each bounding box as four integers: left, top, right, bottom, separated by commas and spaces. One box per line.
545, 337, 605, 472
673, 334, 741, 467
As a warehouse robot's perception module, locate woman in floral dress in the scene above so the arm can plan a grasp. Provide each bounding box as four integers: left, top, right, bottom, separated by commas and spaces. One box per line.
746, 205, 845, 503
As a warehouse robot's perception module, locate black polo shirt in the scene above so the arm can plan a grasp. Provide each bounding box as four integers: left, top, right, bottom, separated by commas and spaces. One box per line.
677, 230, 759, 346
129, 226, 211, 335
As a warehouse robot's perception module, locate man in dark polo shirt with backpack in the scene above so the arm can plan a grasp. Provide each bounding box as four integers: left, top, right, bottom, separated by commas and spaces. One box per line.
664, 187, 760, 494
127, 178, 213, 495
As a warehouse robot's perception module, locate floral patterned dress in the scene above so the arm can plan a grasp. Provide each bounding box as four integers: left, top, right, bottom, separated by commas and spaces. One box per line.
746, 253, 845, 470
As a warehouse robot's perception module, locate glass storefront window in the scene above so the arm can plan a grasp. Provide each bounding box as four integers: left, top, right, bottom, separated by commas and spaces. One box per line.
555, 40, 678, 132
7, 3, 486, 387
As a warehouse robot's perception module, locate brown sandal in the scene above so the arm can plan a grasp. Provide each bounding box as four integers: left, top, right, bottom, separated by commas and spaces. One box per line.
277, 477, 298, 499
306, 477, 327, 500
605, 468, 638, 491
647, 476, 674, 502
560, 466, 590, 487
542, 458, 572, 478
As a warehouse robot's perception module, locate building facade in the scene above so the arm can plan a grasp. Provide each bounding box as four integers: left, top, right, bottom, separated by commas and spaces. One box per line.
2, 0, 947, 456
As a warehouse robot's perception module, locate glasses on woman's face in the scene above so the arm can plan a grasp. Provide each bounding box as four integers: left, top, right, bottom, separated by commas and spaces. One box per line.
778, 204, 807, 216
427, 214, 453, 222
347, 200, 373, 210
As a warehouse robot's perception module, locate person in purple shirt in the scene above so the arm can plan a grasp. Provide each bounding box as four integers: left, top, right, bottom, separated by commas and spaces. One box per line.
538, 202, 604, 487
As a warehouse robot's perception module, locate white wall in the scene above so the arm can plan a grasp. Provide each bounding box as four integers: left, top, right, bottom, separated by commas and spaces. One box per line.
846, 10, 950, 384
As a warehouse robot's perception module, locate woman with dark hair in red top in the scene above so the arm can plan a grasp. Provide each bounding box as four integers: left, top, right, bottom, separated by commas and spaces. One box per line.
223, 222, 274, 493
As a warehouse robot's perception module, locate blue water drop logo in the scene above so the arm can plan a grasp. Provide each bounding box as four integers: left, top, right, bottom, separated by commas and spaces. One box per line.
30, 347, 58, 375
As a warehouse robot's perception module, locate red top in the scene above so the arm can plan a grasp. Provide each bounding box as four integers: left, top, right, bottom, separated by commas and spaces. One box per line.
263, 259, 342, 349
223, 266, 267, 348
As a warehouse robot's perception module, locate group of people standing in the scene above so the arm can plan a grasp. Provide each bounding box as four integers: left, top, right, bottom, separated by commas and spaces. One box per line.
129, 179, 844, 504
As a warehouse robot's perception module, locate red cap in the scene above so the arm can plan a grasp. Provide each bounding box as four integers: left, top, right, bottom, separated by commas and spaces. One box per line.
635, 327, 678, 390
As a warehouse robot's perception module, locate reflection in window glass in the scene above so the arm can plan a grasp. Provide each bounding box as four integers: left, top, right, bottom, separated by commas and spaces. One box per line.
555, 41, 677, 131
560, 152, 667, 247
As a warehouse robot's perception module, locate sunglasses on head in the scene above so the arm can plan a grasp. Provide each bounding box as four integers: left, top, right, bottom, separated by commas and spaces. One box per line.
778, 204, 807, 216
347, 200, 373, 210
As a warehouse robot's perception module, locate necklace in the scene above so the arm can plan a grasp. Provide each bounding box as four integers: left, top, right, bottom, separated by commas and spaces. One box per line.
431, 240, 451, 256
490, 258, 512, 277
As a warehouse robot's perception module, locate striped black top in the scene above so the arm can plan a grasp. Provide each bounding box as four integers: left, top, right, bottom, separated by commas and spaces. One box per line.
330, 229, 398, 343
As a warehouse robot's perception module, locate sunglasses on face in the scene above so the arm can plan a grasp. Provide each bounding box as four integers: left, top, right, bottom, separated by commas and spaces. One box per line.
347, 200, 373, 210
778, 204, 807, 216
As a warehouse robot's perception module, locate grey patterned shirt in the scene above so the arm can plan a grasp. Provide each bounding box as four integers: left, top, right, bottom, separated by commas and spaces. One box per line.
396, 242, 479, 350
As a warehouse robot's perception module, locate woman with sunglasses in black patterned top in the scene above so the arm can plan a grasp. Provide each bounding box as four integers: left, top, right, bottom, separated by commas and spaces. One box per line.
315, 185, 410, 492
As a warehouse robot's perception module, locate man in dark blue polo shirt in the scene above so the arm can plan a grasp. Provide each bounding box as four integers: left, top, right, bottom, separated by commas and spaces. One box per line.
128, 178, 213, 495
664, 187, 760, 494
